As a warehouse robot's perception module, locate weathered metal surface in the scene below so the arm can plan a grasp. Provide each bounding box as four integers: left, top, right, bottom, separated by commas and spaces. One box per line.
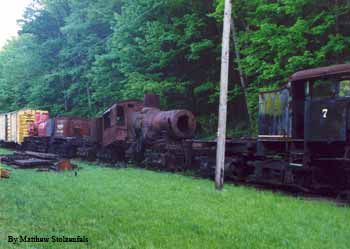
29, 112, 50, 136
102, 100, 143, 147
37, 118, 54, 137
54, 116, 91, 138
19, 110, 48, 143
290, 64, 350, 82
135, 107, 196, 142
3, 110, 48, 144
306, 98, 349, 141
55, 160, 72, 171
89, 117, 103, 143
258, 87, 291, 137
0, 168, 10, 178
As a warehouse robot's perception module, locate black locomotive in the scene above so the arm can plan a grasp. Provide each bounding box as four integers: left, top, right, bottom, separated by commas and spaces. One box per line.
189, 64, 350, 194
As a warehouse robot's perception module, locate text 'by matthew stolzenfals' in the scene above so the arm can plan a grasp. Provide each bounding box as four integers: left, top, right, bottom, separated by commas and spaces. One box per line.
8, 235, 88, 244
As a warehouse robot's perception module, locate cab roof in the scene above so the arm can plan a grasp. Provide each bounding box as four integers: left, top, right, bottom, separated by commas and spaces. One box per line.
289, 64, 350, 82
103, 99, 143, 115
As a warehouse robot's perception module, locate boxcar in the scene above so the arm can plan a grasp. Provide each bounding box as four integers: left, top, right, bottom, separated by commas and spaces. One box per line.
1, 110, 48, 144
0, 114, 6, 141
54, 116, 92, 138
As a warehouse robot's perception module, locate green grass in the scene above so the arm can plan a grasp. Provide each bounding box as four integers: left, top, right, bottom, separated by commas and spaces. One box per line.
0, 148, 17, 155
0, 151, 349, 249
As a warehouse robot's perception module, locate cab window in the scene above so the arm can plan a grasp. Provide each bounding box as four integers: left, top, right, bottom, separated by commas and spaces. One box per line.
116, 106, 125, 126
103, 111, 111, 129
338, 80, 350, 97
311, 79, 350, 99
311, 79, 334, 99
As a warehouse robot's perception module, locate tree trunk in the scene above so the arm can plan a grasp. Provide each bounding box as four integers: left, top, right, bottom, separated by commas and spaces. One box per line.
86, 81, 92, 115
230, 17, 252, 129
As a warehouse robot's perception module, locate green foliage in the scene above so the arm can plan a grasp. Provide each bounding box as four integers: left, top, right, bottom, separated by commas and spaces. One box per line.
213, 0, 350, 133
0, 0, 350, 135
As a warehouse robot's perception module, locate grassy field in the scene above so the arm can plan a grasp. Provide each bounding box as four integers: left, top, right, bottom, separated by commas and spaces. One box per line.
0, 149, 349, 249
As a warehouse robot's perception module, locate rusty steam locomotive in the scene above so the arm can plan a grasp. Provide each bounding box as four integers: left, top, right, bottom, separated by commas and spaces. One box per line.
9, 64, 350, 195
22, 93, 196, 169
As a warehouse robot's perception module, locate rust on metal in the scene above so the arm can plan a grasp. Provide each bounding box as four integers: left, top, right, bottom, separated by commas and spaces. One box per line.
0, 167, 10, 178
135, 107, 196, 141
259, 87, 291, 137
289, 64, 350, 82
102, 100, 144, 146
56, 159, 72, 171
54, 116, 91, 138
89, 117, 103, 143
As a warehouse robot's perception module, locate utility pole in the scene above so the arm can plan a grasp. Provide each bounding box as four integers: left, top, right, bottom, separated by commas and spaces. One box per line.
215, 0, 232, 190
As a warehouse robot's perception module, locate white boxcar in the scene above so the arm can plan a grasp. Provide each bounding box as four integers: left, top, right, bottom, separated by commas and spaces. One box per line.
0, 114, 6, 141
6, 111, 17, 143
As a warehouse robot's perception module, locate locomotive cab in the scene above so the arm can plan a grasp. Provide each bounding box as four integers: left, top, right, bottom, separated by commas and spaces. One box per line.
290, 65, 350, 157
101, 100, 143, 147
258, 64, 350, 155
306, 78, 350, 143
255, 64, 350, 191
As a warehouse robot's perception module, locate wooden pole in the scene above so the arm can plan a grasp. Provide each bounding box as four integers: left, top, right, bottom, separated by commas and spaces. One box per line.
215, 0, 232, 190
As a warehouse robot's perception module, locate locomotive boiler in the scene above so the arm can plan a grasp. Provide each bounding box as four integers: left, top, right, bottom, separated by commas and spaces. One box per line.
94, 93, 196, 168
129, 94, 196, 169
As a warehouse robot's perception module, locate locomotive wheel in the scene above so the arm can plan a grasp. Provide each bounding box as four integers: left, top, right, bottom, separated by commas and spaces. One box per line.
130, 130, 145, 163
228, 157, 252, 182
337, 191, 350, 202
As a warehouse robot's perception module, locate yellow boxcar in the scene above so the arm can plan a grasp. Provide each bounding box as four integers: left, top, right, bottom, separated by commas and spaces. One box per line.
6, 109, 48, 144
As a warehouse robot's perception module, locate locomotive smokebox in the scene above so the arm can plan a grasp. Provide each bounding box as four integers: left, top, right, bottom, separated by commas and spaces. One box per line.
136, 107, 196, 141
136, 93, 196, 140
152, 110, 196, 139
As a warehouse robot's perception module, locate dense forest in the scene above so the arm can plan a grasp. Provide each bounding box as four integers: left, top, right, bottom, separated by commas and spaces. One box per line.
0, 0, 349, 136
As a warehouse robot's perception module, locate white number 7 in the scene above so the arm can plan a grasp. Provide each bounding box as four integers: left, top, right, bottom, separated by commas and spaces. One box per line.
322, 109, 328, 118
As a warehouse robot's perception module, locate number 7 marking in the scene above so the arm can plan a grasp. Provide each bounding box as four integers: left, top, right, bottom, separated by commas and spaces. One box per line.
322, 109, 328, 118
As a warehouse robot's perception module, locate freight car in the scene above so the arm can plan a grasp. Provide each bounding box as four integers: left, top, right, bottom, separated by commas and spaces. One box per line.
0, 109, 48, 148
22, 116, 101, 158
